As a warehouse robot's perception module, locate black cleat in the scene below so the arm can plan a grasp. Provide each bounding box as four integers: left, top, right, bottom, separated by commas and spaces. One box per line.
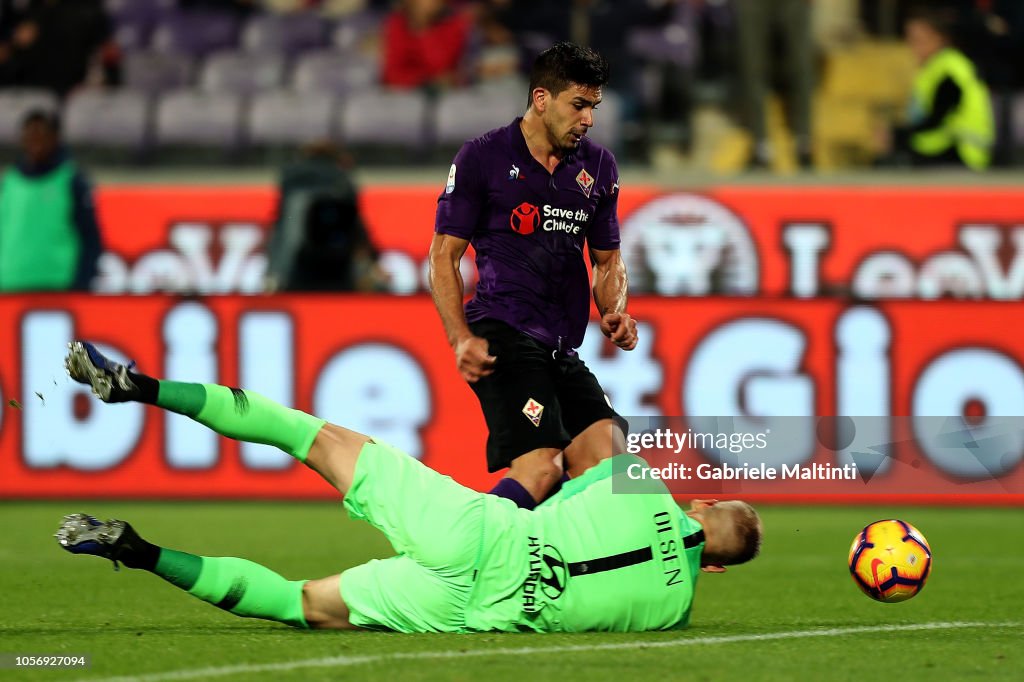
55, 513, 152, 570
64, 341, 141, 403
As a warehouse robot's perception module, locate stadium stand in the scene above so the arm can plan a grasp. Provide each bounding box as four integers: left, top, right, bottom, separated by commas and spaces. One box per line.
291, 49, 378, 96
122, 50, 195, 94
0, 0, 1016, 169
337, 87, 429, 152
150, 7, 242, 58
240, 11, 330, 57
154, 88, 244, 150
432, 86, 523, 148
63, 88, 150, 153
199, 50, 287, 95
247, 88, 335, 147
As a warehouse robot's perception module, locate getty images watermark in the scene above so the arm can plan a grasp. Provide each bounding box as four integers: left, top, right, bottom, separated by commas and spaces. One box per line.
623, 427, 858, 482
612, 416, 1024, 496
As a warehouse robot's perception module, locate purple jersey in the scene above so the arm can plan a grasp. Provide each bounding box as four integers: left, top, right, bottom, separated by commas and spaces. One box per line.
435, 118, 621, 350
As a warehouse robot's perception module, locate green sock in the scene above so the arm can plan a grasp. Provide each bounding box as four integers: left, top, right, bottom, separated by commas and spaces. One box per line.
155, 382, 325, 462
153, 549, 308, 629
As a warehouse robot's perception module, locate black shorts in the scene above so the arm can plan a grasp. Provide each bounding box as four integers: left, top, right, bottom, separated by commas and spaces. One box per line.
468, 319, 626, 473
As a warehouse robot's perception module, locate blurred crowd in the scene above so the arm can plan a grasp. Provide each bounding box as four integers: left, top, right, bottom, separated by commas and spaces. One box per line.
0, 0, 1022, 171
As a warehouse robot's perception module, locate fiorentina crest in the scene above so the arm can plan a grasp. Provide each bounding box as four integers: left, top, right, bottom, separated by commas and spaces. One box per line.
522, 398, 544, 427
576, 168, 594, 197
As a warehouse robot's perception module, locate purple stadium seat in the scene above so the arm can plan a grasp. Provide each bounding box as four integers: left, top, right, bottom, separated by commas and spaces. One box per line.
247, 90, 335, 146
292, 50, 378, 96
64, 88, 150, 150
106, 0, 174, 49
0, 89, 59, 144
123, 50, 195, 94
330, 10, 384, 53
240, 12, 329, 58
338, 88, 428, 148
114, 23, 149, 51
626, 2, 698, 69
150, 9, 241, 58
155, 88, 243, 147
433, 87, 524, 146
199, 51, 286, 95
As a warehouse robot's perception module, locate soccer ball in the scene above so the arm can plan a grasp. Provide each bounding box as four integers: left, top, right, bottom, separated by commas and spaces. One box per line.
848, 519, 932, 603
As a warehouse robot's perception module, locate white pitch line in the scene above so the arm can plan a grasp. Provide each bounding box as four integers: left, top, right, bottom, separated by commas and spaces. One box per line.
85, 621, 1019, 682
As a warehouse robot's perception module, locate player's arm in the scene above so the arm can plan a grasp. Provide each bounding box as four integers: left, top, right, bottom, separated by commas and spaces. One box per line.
591, 247, 637, 350
428, 233, 496, 382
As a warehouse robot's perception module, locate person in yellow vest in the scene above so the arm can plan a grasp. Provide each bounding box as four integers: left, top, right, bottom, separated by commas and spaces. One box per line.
891, 7, 994, 170
0, 109, 104, 291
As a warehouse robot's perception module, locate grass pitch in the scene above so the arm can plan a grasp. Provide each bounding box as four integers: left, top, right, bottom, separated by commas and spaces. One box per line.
1, 502, 1021, 682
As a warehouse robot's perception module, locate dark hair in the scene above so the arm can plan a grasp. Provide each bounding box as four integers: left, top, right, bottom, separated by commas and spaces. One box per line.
527, 41, 610, 107
22, 109, 61, 135
906, 5, 956, 42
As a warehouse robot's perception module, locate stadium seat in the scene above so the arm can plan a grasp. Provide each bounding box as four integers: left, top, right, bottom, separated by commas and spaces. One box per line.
432, 87, 523, 147
626, 3, 697, 70
64, 88, 150, 151
240, 12, 330, 58
247, 90, 335, 146
123, 50, 195, 94
199, 51, 286, 95
0, 89, 59, 145
338, 88, 429, 149
292, 50, 378, 96
330, 10, 384, 53
150, 9, 241, 58
106, 0, 173, 49
155, 89, 244, 148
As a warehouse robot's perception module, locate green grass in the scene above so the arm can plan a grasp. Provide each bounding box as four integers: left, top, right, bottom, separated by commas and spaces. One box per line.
0, 502, 1021, 682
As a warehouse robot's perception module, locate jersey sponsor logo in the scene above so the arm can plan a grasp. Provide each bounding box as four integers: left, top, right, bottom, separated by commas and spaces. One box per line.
576, 168, 595, 196
510, 202, 540, 235
523, 537, 568, 612
522, 397, 544, 426
445, 164, 457, 194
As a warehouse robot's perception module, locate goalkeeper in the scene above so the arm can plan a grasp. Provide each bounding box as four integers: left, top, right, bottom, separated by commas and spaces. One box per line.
57, 341, 762, 633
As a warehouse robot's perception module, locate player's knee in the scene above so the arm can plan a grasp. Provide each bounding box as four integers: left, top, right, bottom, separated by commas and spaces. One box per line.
509, 448, 564, 483
302, 577, 356, 630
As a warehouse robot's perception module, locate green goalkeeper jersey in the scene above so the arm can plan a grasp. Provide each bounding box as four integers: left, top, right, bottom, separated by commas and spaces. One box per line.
464, 454, 705, 632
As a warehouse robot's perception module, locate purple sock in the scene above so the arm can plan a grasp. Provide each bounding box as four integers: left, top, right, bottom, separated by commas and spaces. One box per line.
489, 478, 537, 510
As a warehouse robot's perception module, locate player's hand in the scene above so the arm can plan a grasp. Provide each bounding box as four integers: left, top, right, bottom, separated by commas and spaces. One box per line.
600, 312, 638, 351
455, 335, 497, 383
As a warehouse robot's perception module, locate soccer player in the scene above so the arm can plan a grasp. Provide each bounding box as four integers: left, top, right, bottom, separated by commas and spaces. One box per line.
429, 41, 638, 509
57, 341, 761, 633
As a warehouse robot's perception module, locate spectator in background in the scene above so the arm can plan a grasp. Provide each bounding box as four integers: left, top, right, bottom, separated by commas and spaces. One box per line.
0, 0, 112, 96
883, 7, 993, 170
179, 0, 259, 14
381, 0, 473, 90
947, 0, 1024, 166
733, 0, 815, 169
265, 141, 386, 293
471, 2, 522, 89
0, 110, 104, 292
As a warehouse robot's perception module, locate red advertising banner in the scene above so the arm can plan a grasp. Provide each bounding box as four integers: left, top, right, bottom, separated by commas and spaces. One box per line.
92, 185, 1024, 299
1, 295, 1022, 502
